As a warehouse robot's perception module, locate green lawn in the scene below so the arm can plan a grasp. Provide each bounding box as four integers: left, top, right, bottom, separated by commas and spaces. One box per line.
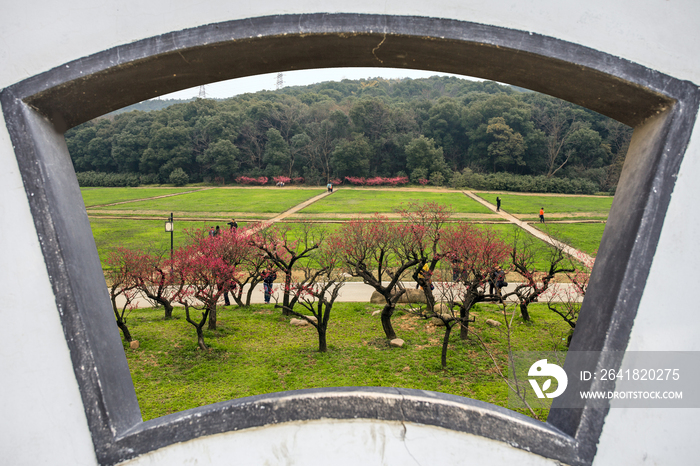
81, 187, 202, 207
476, 192, 613, 215
90, 217, 250, 267
124, 302, 571, 421
96, 188, 325, 213
534, 223, 607, 256
301, 189, 493, 214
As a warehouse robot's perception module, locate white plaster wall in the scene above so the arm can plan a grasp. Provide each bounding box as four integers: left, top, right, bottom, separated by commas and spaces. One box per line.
0, 111, 97, 464
1, 1, 699, 465
121, 419, 560, 466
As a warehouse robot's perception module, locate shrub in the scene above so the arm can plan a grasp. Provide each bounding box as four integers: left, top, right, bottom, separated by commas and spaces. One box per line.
236, 176, 269, 185
410, 168, 428, 183
169, 168, 189, 186
429, 171, 445, 186
76, 171, 141, 187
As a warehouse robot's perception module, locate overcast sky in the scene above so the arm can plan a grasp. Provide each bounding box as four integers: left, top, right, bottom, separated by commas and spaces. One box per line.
161, 67, 482, 100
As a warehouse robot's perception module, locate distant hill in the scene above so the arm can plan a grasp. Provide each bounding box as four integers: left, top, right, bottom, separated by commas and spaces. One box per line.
108, 98, 210, 115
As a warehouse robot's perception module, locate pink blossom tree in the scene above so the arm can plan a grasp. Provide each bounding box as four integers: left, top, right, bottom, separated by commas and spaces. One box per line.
287, 244, 347, 352
441, 224, 511, 339
333, 215, 420, 340
106, 248, 142, 343
130, 250, 182, 319
250, 223, 323, 315
173, 233, 239, 346
504, 230, 576, 321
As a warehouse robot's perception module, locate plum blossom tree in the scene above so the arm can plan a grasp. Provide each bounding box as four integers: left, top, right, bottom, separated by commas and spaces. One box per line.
130, 250, 182, 319
396, 201, 452, 314
287, 243, 347, 352
441, 224, 511, 340
250, 223, 323, 315
546, 250, 594, 345
172, 234, 238, 347
334, 215, 420, 340
106, 248, 142, 343
504, 229, 576, 322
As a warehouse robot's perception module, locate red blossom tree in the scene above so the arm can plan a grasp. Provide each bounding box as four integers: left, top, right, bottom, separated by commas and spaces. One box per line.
213, 227, 267, 307
397, 201, 453, 314
250, 223, 323, 315
333, 215, 420, 340
173, 233, 239, 346
441, 224, 511, 339
106, 248, 142, 343
504, 230, 576, 321
129, 250, 182, 319
287, 244, 347, 352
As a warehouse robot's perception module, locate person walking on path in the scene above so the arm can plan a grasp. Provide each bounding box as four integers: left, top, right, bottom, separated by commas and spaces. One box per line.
496, 196, 501, 212
539, 207, 545, 223
327, 182, 333, 193
261, 267, 277, 304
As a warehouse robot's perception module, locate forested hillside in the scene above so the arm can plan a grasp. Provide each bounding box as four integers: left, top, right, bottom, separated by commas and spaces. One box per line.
66, 76, 631, 193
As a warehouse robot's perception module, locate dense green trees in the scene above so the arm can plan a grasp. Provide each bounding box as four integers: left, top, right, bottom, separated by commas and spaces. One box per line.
66, 76, 631, 192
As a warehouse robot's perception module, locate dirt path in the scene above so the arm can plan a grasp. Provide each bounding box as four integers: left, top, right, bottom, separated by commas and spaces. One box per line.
244, 189, 335, 235
463, 191, 595, 264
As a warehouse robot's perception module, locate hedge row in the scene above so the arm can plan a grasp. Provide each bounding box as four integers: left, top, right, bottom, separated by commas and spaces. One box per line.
450, 171, 599, 194
76, 170, 599, 194
76, 171, 160, 187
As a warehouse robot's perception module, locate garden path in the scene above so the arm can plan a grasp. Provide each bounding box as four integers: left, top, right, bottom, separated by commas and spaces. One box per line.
244, 188, 335, 235
462, 191, 595, 265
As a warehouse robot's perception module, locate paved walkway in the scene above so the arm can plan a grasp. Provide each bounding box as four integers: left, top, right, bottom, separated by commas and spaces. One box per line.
117, 280, 582, 310
244, 189, 334, 235
463, 191, 595, 265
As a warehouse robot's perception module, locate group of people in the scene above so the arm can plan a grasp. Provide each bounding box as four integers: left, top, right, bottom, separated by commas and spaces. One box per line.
494, 196, 545, 223
208, 218, 238, 237
489, 267, 508, 295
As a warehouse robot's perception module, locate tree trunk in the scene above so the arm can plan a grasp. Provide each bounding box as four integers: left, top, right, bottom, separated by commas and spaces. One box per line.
380, 303, 397, 340
142, 290, 174, 319
441, 322, 454, 368
117, 320, 133, 342
208, 305, 217, 330
318, 326, 327, 353
460, 306, 470, 340
196, 325, 208, 350
282, 275, 292, 315
162, 301, 173, 319
520, 302, 531, 322
424, 286, 436, 314
245, 284, 255, 307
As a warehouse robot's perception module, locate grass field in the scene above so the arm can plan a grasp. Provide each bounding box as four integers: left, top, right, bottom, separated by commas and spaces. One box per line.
96, 188, 325, 214
535, 223, 606, 256
90, 218, 252, 267
81, 187, 202, 207
300, 189, 493, 214
84, 187, 607, 269
125, 302, 571, 421
84, 186, 598, 423
475, 191, 613, 215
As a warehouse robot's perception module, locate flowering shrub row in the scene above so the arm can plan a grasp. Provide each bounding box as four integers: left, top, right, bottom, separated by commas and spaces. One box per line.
235, 176, 269, 185
344, 176, 409, 186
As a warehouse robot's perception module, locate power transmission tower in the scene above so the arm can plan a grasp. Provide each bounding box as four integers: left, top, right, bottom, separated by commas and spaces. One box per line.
276, 73, 284, 90
198, 85, 207, 99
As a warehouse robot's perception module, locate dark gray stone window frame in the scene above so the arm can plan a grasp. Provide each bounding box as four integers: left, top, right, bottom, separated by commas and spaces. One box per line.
1, 14, 697, 466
